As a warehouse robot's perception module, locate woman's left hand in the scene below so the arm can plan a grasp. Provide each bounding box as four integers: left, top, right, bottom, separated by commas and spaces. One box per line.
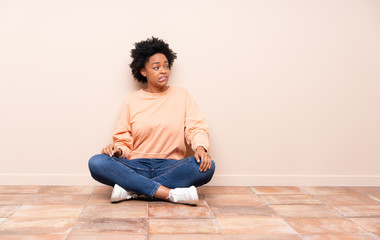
194, 146, 212, 172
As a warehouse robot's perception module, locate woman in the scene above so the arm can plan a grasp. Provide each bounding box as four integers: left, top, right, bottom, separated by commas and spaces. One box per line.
88, 37, 215, 205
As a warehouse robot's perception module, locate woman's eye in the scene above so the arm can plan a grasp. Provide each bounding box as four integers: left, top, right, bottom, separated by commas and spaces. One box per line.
153, 67, 159, 70
165, 65, 169, 69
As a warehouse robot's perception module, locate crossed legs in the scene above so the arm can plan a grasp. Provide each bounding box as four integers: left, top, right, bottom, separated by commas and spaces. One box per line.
88, 154, 215, 203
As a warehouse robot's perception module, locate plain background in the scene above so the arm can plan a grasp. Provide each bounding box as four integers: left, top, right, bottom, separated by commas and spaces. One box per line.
0, 0, 379, 185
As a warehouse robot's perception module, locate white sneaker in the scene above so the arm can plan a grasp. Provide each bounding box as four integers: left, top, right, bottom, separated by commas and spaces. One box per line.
168, 186, 198, 205
110, 184, 138, 203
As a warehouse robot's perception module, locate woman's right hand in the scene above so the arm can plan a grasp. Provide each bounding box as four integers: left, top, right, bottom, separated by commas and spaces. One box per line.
101, 143, 122, 158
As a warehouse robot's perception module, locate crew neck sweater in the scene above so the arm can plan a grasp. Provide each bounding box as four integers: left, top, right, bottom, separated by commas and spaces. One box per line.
113, 86, 209, 160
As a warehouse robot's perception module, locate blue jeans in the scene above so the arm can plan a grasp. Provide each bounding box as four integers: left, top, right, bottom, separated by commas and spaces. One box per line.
88, 154, 215, 198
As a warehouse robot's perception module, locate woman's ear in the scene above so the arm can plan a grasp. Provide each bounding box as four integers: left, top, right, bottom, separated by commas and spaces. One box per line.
140, 68, 146, 77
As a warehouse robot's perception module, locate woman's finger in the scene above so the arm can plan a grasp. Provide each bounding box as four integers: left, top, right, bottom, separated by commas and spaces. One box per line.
203, 153, 209, 172
201, 152, 209, 172
198, 153, 205, 172
205, 154, 211, 171
206, 156, 211, 170
206, 158, 211, 171
105, 147, 111, 157
106, 144, 114, 157
194, 153, 200, 163
111, 145, 116, 156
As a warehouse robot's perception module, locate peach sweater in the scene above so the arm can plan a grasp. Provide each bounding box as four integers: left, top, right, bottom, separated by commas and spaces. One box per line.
113, 86, 209, 160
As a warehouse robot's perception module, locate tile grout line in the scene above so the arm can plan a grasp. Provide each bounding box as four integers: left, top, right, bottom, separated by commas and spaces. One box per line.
0, 185, 43, 225
297, 186, 353, 239
367, 194, 380, 202
298, 186, 348, 219
276, 186, 380, 238
250, 186, 310, 240
201, 188, 228, 240
329, 187, 380, 237
63, 187, 93, 240
299, 186, 380, 238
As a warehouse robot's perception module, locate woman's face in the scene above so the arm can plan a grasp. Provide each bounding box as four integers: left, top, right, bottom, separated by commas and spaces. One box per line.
140, 53, 170, 92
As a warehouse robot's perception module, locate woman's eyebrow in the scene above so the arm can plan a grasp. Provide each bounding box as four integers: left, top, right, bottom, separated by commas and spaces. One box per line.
151, 61, 168, 65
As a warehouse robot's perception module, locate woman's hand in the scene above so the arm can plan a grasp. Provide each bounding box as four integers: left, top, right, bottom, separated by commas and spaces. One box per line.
101, 143, 122, 158
194, 146, 212, 172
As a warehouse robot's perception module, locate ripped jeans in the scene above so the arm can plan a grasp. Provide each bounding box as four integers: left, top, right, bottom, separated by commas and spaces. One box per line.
88, 154, 215, 198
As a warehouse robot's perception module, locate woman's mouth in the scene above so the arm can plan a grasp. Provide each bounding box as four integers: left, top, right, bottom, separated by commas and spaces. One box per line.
158, 76, 167, 83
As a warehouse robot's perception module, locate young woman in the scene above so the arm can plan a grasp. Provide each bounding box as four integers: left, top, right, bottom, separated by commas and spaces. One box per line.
88, 37, 215, 205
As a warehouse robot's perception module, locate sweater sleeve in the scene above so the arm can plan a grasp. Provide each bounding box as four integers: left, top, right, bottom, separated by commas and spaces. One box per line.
112, 99, 133, 159
184, 90, 210, 152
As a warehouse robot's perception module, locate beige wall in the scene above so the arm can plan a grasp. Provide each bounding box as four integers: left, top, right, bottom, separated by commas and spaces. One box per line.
1, 0, 379, 186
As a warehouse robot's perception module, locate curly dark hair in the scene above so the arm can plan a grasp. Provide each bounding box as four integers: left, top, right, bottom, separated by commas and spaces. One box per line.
130, 37, 177, 84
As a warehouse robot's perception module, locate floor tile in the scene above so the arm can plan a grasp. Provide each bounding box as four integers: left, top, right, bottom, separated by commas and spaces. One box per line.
333, 205, 380, 217
259, 194, 322, 205
92, 186, 113, 195
200, 186, 254, 195
350, 187, 380, 194
225, 234, 302, 240
1, 184, 379, 239
71, 218, 146, 234
252, 186, 304, 194
67, 234, 146, 240
148, 218, 220, 234
0, 218, 75, 234
148, 195, 208, 206
38, 186, 94, 195
0, 205, 20, 217
285, 218, 365, 234
79, 205, 146, 218
270, 205, 343, 218
350, 218, 380, 235
300, 187, 358, 195
25, 194, 90, 205
301, 233, 379, 240
0, 185, 41, 194
0, 194, 33, 204
148, 204, 213, 218
148, 234, 225, 240
11, 205, 84, 218
216, 217, 296, 234
0, 235, 67, 240
87, 194, 146, 205
211, 205, 276, 217
205, 194, 264, 206
86, 194, 112, 205
314, 194, 379, 206
368, 193, 380, 202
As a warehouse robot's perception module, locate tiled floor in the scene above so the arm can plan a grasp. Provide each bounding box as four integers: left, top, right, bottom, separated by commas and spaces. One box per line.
0, 186, 379, 240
